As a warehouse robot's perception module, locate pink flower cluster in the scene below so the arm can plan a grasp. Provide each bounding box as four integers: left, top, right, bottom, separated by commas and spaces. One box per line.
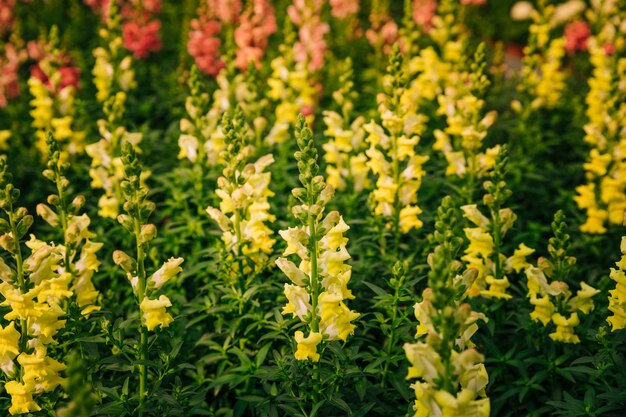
188, 17, 225, 76
209, 0, 241, 26
288, 0, 329, 72
0, 0, 16, 36
234, 0, 277, 71
28, 40, 81, 92
121, 0, 162, 59
330, 0, 359, 20
564, 20, 591, 53
83, 0, 162, 59
0, 44, 23, 108
366, 13, 398, 55
412, 0, 437, 32
187, 1, 243, 76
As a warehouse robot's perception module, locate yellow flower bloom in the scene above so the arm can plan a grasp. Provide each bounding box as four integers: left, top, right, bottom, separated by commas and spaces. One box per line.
5, 380, 41, 415
507, 243, 535, 273
149, 257, 184, 289
140, 295, 174, 331
549, 313, 580, 344
294, 331, 323, 362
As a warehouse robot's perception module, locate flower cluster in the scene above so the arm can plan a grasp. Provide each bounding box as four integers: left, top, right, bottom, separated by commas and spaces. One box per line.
1, 42, 24, 110
366, 4, 398, 55
432, 43, 500, 183
574, 6, 626, 234
322, 58, 368, 192
187, 0, 248, 76
179, 64, 264, 171
366, 47, 428, 237
187, 13, 225, 76
234, 0, 277, 71
288, 0, 329, 72
461, 148, 533, 300
27, 30, 84, 158
266, 27, 317, 145
608, 234, 626, 331
0, 157, 69, 415
514, 2, 567, 112
276, 115, 359, 362
121, 0, 162, 59
404, 197, 490, 417
86, 2, 144, 219
525, 211, 599, 344
38, 134, 102, 316
330, 0, 359, 20
206, 110, 276, 266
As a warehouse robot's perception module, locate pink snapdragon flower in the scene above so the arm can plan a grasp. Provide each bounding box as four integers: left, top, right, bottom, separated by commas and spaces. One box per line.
564, 20, 590, 53
412, 0, 437, 32
0, 0, 16, 36
122, 19, 162, 58
234, 0, 277, 71
288, 0, 329, 72
330, 0, 359, 19
188, 18, 224, 76
366, 14, 398, 55
461, 0, 486, 5
0, 43, 23, 108
211, 0, 242, 25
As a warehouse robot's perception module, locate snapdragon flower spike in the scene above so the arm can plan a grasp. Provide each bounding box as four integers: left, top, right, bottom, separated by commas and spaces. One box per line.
608, 231, 626, 330
28, 27, 85, 159
86, 1, 144, 219
515, 2, 566, 113
0, 156, 70, 415
276, 114, 359, 362
404, 196, 490, 417
206, 109, 276, 265
525, 211, 599, 343
432, 43, 500, 182
266, 21, 317, 145
365, 46, 429, 237
37, 133, 101, 315
574, 5, 626, 234
115, 141, 183, 332
461, 147, 533, 300
322, 58, 369, 192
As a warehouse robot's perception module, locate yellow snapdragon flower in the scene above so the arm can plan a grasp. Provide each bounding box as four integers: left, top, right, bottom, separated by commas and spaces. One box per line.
608, 237, 626, 330
140, 295, 174, 331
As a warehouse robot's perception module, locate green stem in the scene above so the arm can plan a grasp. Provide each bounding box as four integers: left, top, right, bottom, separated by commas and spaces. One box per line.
134, 211, 148, 414
8, 203, 28, 360
380, 278, 401, 388
307, 184, 321, 404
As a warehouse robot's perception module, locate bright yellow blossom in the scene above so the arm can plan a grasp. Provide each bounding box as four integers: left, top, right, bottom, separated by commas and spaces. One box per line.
140, 295, 174, 331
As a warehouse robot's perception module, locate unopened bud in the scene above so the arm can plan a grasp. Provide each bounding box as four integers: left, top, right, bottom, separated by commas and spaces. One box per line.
140, 224, 157, 244
113, 250, 135, 273
36, 204, 59, 227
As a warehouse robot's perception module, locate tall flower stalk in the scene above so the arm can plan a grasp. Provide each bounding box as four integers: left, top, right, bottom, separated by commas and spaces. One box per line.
525, 211, 599, 343
112, 142, 183, 415
0, 157, 69, 415
365, 45, 429, 256
404, 196, 490, 416
206, 109, 276, 278
276, 114, 359, 364
461, 147, 533, 300
38, 133, 101, 316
